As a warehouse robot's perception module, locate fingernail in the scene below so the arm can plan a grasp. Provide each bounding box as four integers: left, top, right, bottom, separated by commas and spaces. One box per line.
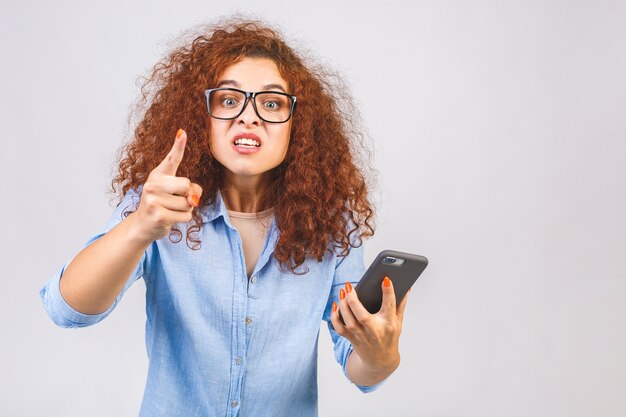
345, 282, 352, 293
190, 194, 200, 207
383, 276, 391, 288
176, 128, 184, 140
339, 288, 345, 300
332, 302, 337, 312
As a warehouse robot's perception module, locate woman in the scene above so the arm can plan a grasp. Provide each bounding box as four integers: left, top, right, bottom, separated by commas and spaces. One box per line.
39, 17, 410, 417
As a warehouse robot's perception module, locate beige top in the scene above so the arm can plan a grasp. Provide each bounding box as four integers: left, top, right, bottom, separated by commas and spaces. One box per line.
227, 207, 275, 278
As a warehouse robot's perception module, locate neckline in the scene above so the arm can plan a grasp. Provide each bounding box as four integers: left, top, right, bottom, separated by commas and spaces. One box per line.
227, 207, 275, 219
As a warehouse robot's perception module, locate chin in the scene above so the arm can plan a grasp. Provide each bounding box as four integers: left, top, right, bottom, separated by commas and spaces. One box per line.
224, 164, 267, 177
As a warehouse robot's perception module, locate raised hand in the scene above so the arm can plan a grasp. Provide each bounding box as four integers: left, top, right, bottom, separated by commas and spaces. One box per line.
133, 129, 203, 243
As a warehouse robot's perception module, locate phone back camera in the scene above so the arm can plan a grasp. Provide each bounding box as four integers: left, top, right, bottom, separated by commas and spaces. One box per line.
382, 256, 405, 266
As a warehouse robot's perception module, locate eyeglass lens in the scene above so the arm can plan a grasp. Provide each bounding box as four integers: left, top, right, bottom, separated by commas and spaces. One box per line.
209, 90, 292, 123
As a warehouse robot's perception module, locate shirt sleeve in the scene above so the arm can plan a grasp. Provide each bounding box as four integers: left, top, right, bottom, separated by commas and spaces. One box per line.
323, 242, 388, 393
39, 187, 148, 329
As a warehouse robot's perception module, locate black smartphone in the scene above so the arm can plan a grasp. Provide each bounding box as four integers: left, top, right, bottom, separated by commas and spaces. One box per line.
337, 250, 428, 326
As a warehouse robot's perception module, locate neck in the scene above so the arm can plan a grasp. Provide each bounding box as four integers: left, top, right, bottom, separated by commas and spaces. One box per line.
221, 172, 273, 213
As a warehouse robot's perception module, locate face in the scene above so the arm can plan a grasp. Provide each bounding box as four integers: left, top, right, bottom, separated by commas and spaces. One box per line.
208, 57, 293, 186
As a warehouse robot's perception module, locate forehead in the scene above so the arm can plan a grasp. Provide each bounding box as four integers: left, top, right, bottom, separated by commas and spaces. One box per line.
217, 57, 288, 91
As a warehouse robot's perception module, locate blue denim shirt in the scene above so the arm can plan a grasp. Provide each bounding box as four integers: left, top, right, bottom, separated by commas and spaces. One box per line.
39, 187, 386, 417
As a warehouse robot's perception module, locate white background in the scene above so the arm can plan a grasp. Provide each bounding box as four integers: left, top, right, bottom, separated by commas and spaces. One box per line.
1, 1, 625, 416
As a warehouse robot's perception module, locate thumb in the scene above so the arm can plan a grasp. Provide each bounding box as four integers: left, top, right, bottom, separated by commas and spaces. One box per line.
186, 182, 203, 207
153, 128, 187, 176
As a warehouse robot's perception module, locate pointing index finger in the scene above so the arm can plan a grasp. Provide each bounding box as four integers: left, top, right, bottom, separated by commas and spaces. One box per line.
154, 128, 187, 176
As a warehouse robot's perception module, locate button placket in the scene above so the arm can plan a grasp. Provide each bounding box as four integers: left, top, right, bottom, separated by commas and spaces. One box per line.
228, 228, 247, 416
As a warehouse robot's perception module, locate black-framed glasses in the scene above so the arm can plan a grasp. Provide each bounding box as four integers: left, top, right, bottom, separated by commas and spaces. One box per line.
204, 87, 297, 123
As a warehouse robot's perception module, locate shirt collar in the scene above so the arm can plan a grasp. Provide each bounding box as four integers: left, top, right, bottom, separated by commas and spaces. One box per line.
199, 188, 230, 224
198, 189, 276, 231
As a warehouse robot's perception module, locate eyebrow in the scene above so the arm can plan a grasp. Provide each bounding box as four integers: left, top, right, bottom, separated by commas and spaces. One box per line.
215, 79, 287, 93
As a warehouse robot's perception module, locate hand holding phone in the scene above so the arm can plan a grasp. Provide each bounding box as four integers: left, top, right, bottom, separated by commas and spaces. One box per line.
337, 250, 428, 326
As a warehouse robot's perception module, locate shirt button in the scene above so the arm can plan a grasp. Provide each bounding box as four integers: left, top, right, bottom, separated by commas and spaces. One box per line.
231, 400, 238, 408
245, 317, 252, 325
250, 275, 257, 284
235, 357, 243, 365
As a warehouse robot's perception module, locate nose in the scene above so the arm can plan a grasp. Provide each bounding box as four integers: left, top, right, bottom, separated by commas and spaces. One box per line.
237, 97, 261, 126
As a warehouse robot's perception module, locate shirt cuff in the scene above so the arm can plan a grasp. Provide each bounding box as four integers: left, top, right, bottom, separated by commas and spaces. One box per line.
39, 258, 116, 328
340, 340, 389, 393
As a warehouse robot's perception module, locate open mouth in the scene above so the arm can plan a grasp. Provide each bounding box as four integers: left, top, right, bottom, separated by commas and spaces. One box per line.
234, 138, 261, 148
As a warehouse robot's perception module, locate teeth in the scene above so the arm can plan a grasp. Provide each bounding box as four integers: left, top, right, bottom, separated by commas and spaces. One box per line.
234, 138, 260, 147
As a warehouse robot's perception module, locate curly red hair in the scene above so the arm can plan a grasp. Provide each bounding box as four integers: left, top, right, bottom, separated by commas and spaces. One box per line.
111, 16, 377, 274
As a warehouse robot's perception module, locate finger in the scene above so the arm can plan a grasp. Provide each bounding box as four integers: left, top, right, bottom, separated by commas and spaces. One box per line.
166, 206, 194, 224
140, 192, 192, 214
149, 205, 193, 225
344, 281, 371, 324
187, 182, 203, 208
153, 128, 187, 176
379, 276, 396, 318
397, 287, 411, 322
329, 302, 346, 336
158, 193, 196, 212
338, 288, 359, 330
153, 176, 193, 197
156, 178, 201, 207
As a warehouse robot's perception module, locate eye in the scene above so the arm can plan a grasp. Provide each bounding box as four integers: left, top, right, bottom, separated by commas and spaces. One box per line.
221, 96, 239, 108
260, 94, 288, 111
263, 100, 280, 110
